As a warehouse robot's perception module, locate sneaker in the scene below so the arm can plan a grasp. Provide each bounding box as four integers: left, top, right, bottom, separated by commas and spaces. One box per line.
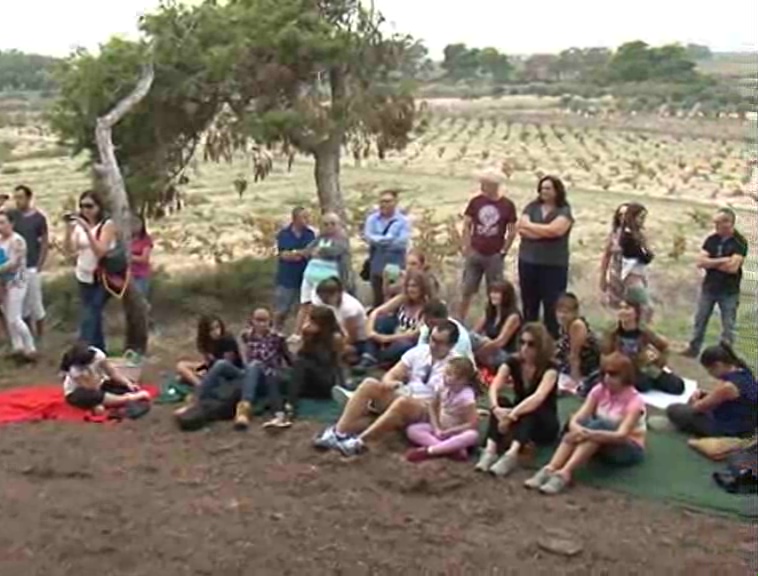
336, 435, 365, 457
539, 472, 569, 495
262, 412, 292, 430
331, 386, 354, 408
489, 452, 519, 478
474, 451, 499, 472
233, 401, 252, 431
313, 426, 342, 451
405, 447, 431, 463
524, 467, 554, 490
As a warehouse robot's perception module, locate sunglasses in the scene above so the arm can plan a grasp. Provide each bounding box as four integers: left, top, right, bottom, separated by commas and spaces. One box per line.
79, 203, 96, 209
520, 338, 536, 349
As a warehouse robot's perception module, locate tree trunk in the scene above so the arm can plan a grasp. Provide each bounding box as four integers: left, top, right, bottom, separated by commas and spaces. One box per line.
313, 137, 346, 220
94, 63, 154, 355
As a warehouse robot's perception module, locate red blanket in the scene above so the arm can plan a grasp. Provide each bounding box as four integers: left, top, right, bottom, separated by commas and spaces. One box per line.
0, 385, 158, 425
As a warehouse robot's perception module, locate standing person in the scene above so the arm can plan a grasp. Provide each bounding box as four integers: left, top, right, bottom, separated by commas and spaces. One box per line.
618, 203, 654, 321
363, 189, 411, 308
0, 211, 36, 361
517, 175, 574, 338
682, 208, 748, 358
458, 169, 517, 322
274, 207, 315, 331
63, 191, 117, 353
599, 203, 629, 309
130, 214, 153, 299
7, 185, 48, 339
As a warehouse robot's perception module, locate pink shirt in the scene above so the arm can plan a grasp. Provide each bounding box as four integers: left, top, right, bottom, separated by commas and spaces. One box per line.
438, 385, 476, 430
588, 384, 647, 448
130, 235, 153, 279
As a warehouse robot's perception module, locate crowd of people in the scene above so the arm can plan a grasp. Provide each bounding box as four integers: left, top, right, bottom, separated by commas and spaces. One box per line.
0, 170, 755, 495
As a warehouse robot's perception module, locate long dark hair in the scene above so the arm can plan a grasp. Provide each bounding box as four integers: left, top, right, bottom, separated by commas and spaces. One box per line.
611, 203, 629, 232
700, 342, 754, 379
537, 175, 568, 207
196, 314, 225, 355
79, 190, 107, 225
403, 270, 431, 304
485, 281, 518, 329
623, 202, 647, 233
520, 322, 556, 376
303, 305, 341, 355
133, 213, 148, 239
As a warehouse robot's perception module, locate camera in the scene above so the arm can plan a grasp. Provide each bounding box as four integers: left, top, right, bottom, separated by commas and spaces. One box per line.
63, 213, 79, 222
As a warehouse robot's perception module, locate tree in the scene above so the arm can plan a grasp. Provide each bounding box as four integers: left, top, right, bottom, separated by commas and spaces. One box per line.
478, 47, 513, 83
522, 54, 560, 82
0, 50, 59, 92
50, 0, 417, 223
442, 43, 480, 80
606, 41, 699, 83
685, 43, 713, 60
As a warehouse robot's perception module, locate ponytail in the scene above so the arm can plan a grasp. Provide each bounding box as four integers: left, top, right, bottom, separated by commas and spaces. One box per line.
700, 342, 754, 379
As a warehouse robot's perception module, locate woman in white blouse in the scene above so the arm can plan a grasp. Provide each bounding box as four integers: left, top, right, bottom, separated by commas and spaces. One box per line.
63, 191, 117, 353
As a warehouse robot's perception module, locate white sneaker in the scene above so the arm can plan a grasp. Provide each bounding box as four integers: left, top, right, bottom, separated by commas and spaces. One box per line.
313, 426, 342, 451
490, 452, 519, 478
474, 451, 499, 472
337, 435, 365, 457
331, 386, 354, 408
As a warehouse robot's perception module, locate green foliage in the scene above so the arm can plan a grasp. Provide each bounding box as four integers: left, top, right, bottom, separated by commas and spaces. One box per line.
606, 42, 698, 83
0, 50, 59, 92
442, 43, 513, 83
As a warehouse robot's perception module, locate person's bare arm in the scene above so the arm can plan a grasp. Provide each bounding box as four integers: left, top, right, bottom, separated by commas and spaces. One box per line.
716, 253, 745, 274
518, 216, 572, 239
63, 222, 76, 255
691, 381, 741, 412
80, 219, 116, 258
366, 295, 403, 338
488, 362, 511, 409
380, 360, 409, 386
487, 313, 521, 351
461, 215, 473, 254
428, 394, 442, 432
585, 408, 643, 445
502, 221, 516, 254
0, 237, 24, 274
102, 359, 137, 389
567, 394, 598, 432
343, 315, 363, 344
599, 235, 612, 291
509, 369, 558, 420
645, 329, 670, 366
696, 249, 729, 270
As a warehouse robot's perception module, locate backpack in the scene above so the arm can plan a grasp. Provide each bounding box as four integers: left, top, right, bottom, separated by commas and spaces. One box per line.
713, 437, 758, 495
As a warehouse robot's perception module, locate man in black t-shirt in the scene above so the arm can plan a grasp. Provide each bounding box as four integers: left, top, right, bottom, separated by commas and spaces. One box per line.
682, 208, 748, 357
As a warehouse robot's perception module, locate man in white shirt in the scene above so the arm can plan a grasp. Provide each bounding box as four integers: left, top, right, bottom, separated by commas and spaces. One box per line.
417, 300, 474, 362
313, 320, 460, 456
312, 277, 368, 357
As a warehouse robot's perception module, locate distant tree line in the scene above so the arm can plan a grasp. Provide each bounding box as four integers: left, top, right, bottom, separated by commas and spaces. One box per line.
0, 50, 59, 92
437, 41, 714, 85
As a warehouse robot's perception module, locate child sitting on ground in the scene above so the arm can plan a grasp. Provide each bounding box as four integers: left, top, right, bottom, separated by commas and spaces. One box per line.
405, 357, 480, 462
61, 341, 150, 413
175, 315, 242, 388
525, 352, 646, 495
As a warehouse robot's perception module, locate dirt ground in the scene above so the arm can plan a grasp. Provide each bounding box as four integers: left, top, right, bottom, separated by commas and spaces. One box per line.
0, 327, 756, 576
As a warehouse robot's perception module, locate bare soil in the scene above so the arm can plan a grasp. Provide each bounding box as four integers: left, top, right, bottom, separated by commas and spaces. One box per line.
0, 331, 756, 576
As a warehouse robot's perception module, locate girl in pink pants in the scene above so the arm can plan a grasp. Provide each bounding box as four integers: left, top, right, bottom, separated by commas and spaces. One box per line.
406, 357, 481, 462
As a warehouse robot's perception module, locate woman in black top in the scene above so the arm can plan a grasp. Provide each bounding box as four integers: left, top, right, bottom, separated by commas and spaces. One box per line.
618, 203, 654, 322
471, 281, 522, 370
554, 293, 601, 393
475, 323, 560, 477
175, 315, 241, 388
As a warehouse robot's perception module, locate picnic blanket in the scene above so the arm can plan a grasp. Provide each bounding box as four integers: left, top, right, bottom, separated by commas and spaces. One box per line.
0, 385, 159, 425
299, 394, 754, 519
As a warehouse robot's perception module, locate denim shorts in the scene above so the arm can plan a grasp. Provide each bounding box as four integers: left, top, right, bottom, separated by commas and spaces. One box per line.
274, 285, 300, 315
579, 417, 645, 467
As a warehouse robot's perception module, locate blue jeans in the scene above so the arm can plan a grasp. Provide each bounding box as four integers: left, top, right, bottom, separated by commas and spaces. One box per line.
198, 359, 275, 404
364, 315, 416, 364
79, 281, 110, 353
688, 289, 739, 353
578, 417, 645, 466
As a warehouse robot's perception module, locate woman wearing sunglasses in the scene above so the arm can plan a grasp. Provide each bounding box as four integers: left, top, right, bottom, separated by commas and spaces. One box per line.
63, 191, 117, 352
475, 322, 560, 476
525, 352, 646, 495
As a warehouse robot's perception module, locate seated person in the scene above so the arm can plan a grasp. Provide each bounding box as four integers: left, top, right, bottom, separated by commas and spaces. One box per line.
667, 342, 757, 438
264, 305, 345, 429
312, 277, 367, 361
313, 320, 461, 456
554, 293, 601, 392
358, 271, 430, 369
405, 357, 480, 463
417, 299, 473, 362
601, 298, 684, 395
61, 341, 150, 412
384, 249, 440, 300
175, 315, 241, 388
232, 308, 292, 430
475, 323, 560, 477
470, 281, 522, 370
525, 352, 647, 495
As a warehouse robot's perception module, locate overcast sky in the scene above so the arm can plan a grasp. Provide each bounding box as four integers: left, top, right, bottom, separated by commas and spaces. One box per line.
1, 0, 756, 57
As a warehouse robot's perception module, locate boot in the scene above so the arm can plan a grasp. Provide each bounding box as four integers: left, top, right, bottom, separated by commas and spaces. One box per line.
234, 401, 252, 430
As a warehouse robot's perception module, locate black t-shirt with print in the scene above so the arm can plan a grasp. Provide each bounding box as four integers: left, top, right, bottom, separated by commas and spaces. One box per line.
210, 334, 243, 368
702, 232, 748, 295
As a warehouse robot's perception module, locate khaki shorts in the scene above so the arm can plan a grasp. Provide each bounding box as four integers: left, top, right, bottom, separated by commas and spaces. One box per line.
462, 251, 505, 296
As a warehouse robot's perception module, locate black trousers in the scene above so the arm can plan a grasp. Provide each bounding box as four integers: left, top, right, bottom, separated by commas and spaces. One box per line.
271, 356, 336, 413
486, 396, 560, 453
370, 274, 385, 308
666, 403, 716, 437
518, 260, 568, 339
636, 371, 685, 395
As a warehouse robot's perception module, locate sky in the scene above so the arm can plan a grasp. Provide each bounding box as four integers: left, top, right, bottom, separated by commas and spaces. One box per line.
1, 0, 756, 58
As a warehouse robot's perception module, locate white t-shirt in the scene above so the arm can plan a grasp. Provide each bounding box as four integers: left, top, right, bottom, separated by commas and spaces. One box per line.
418, 318, 474, 362
73, 222, 115, 284
63, 348, 108, 396
311, 292, 368, 341
398, 344, 453, 400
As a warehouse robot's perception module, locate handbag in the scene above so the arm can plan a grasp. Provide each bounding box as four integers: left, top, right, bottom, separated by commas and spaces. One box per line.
361, 219, 396, 281
95, 221, 131, 298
